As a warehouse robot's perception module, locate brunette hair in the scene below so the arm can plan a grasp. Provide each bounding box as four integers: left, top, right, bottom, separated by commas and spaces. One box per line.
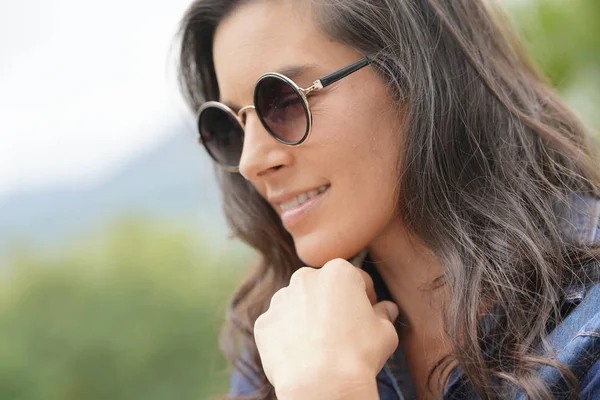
177, 0, 600, 398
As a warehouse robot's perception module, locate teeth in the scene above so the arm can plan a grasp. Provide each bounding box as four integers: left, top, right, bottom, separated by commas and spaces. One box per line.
280, 185, 329, 211
297, 193, 308, 204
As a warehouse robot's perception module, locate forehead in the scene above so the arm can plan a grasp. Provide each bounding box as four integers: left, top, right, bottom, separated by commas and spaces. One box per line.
212, 1, 355, 101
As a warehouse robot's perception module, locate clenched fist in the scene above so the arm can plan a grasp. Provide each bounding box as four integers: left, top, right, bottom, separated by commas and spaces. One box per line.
254, 258, 400, 400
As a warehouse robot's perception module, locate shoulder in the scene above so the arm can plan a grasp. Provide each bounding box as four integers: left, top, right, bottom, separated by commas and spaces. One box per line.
537, 280, 600, 397
581, 358, 600, 399
229, 366, 260, 397
548, 280, 600, 351
228, 349, 262, 397
546, 193, 600, 386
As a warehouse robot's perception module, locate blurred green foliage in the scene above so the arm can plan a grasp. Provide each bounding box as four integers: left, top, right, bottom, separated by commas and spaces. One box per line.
508, 0, 600, 130
0, 220, 250, 400
0, 1, 598, 399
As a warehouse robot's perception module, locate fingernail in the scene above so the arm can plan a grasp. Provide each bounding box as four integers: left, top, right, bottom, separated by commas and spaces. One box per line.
386, 302, 399, 321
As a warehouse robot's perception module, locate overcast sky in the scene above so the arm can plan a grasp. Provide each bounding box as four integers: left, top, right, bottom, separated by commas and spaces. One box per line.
0, 0, 196, 199
0, 0, 547, 201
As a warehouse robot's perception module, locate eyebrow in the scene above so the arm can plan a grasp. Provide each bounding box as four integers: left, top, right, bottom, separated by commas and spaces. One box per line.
221, 63, 319, 111
275, 63, 318, 80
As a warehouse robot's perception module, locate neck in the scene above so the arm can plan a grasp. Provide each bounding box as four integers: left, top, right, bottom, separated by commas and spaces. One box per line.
367, 219, 448, 337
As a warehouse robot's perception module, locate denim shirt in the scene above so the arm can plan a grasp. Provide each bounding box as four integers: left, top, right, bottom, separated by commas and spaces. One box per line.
229, 195, 600, 399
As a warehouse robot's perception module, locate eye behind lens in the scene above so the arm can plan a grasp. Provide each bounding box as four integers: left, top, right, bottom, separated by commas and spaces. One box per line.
198, 105, 244, 168
255, 75, 309, 145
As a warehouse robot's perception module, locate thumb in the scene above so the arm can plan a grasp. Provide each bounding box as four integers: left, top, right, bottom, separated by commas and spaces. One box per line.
372, 301, 399, 323
354, 267, 377, 305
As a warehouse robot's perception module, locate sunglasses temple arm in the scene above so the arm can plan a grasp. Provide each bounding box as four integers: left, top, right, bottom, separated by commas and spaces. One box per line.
318, 57, 371, 88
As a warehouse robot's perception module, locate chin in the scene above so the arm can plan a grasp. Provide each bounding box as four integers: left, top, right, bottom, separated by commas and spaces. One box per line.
292, 231, 364, 268
296, 250, 329, 268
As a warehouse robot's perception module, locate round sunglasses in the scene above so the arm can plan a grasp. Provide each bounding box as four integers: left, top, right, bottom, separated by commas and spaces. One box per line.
197, 57, 371, 172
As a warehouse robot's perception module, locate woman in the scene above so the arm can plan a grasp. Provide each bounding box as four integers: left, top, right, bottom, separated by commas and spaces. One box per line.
178, 0, 600, 399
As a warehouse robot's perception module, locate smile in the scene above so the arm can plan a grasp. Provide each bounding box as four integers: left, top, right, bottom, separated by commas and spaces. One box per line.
279, 184, 329, 211
278, 184, 331, 227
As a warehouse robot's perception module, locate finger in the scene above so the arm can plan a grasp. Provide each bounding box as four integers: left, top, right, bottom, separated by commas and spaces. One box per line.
289, 266, 317, 287
254, 311, 268, 334
354, 267, 378, 305
322, 258, 377, 305
372, 300, 400, 323
267, 287, 288, 311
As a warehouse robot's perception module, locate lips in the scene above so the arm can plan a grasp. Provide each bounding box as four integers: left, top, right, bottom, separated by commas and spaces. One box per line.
274, 184, 331, 228
267, 183, 330, 210
279, 184, 330, 211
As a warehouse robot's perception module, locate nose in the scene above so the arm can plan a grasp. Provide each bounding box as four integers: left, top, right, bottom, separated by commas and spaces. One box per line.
238, 111, 294, 181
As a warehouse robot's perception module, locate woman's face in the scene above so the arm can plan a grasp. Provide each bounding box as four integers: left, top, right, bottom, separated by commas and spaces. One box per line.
213, 0, 404, 266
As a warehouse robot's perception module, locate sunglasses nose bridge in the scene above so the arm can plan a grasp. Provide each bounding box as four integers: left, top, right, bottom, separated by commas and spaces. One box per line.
237, 105, 256, 121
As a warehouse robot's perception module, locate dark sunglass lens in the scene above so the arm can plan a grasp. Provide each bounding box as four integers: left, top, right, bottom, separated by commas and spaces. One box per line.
255, 77, 308, 143
198, 106, 244, 168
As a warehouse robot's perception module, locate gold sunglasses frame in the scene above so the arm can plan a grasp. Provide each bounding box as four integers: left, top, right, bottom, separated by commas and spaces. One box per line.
197, 57, 371, 172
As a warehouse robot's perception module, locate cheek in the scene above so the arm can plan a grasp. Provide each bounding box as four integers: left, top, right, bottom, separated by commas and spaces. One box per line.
293, 163, 399, 267
320, 98, 402, 180
313, 78, 402, 155
292, 103, 402, 267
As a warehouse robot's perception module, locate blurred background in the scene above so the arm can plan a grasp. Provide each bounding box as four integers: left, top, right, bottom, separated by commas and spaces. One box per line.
0, 0, 598, 399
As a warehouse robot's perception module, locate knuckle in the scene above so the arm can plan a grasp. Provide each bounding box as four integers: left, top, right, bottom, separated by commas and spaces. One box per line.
268, 287, 287, 309
254, 312, 266, 332
323, 258, 362, 284
322, 258, 350, 273
380, 320, 400, 350
289, 266, 314, 285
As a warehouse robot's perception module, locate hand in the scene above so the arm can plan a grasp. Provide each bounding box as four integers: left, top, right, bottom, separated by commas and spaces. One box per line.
254, 258, 400, 400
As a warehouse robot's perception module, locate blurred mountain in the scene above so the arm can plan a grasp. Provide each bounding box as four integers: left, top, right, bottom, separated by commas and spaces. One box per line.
0, 121, 227, 255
